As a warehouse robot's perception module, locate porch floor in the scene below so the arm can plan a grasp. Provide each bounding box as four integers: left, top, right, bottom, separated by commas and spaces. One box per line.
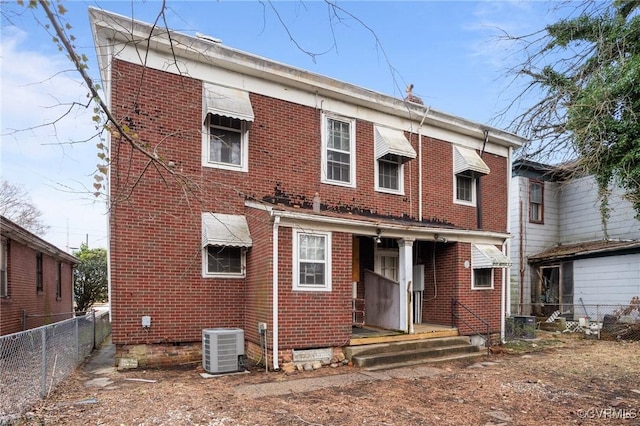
349, 323, 458, 346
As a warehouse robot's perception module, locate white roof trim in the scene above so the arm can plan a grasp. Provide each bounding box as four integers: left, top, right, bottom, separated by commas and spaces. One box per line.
454, 146, 490, 176
374, 126, 416, 160
472, 244, 512, 268
202, 213, 252, 247
203, 82, 254, 122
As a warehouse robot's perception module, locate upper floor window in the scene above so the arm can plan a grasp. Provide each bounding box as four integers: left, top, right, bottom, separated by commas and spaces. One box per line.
529, 180, 544, 223
36, 252, 43, 292
377, 154, 402, 192
1, 239, 7, 298
321, 114, 356, 187
206, 114, 247, 169
202, 82, 254, 172
455, 174, 475, 204
452, 145, 490, 207
374, 126, 415, 195
293, 229, 332, 291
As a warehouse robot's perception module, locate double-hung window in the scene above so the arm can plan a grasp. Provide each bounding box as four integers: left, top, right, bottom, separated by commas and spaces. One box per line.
452, 146, 490, 206
455, 174, 474, 204
293, 229, 332, 291
529, 180, 544, 223
322, 114, 355, 187
207, 115, 245, 168
202, 82, 254, 172
374, 125, 415, 194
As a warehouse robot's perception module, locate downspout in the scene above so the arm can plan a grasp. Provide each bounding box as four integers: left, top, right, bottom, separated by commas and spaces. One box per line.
271, 215, 280, 371
477, 129, 489, 229
501, 146, 513, 344
418, 107, 430, 221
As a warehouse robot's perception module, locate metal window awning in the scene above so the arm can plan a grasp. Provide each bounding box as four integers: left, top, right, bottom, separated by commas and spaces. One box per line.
454, 146, 490, 176
472, 244, 512, 268
202, 213, 252, 247
374, 126, 416, 161
203, 82, 254, 122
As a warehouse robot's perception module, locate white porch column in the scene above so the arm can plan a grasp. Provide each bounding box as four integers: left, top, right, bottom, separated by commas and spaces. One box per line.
398, 238, 414, 333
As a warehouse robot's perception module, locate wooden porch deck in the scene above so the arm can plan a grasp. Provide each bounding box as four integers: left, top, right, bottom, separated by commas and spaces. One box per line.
349, 323, 458, 346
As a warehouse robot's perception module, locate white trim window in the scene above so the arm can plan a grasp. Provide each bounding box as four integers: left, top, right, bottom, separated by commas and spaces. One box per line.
454, 174, 476, 206
472, 268, 494, 290
376, 154, 404, 194
321, 113, 356, 187
203, 245, 246, 278
204, 114, 249, 172
292, 229, 332, 291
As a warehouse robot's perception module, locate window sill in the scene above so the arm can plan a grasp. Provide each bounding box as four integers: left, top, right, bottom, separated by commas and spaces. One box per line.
375, 187, 404, 196
471, 286, 494, 291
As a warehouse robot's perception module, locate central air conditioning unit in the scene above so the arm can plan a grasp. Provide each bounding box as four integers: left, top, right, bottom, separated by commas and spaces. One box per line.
202, 328, 245, 374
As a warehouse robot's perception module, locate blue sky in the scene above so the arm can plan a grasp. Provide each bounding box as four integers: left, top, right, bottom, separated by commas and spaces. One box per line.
1, 1, 564, 251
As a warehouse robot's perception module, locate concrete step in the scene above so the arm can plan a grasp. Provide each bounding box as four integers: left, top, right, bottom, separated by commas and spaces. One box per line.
362, 351, 486, 371
351, 343, 483, 368
345, 335, 473, 360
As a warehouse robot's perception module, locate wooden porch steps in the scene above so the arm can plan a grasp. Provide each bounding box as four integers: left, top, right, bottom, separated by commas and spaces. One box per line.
344, 336, 485, 370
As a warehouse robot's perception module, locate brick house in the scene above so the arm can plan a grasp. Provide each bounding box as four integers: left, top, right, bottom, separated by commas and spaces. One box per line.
90, 8, 524, 369
0, 215, 78, 335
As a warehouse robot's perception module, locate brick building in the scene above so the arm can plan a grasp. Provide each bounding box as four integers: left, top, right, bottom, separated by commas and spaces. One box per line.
91, 8, 525, 369
0, 216, 78, 335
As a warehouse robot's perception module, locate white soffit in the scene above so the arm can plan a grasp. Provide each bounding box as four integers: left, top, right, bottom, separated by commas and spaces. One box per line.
202, 213, 252, 247
454, 146, 490, 176
374, 126, 416, 161
203, 82, 254, 122
472, 244, 512, 268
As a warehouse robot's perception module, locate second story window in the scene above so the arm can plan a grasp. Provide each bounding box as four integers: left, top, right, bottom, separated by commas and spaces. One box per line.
36, 252, 43, 292
378, 154, 401, 191
322, 114, 355, 187
529, 180, 544, 223
202, 82, 254, 172
373, 126, 415, 194
207, 115, 246, 168
452, 145, 490, 207
455, 174, 474, 204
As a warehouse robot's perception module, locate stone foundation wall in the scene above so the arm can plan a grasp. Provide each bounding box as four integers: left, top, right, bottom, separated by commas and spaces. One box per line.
116, 342, 202, 369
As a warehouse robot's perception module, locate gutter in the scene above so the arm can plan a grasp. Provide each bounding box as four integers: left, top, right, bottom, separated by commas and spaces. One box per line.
418, 107, 431, 221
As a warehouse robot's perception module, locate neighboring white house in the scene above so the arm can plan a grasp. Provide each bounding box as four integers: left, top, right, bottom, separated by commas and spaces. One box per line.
509, 159, 640, 319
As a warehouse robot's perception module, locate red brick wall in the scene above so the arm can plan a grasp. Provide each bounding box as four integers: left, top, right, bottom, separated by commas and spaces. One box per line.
0, 240, 74, 335
108, 59, 509, 362
420, 242, 502, 334
275, 228, 352, 351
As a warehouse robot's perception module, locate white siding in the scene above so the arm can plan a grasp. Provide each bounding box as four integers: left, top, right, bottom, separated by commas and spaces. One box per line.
509, 176, 560, 310
574, 254, 640, 306
559, 176, 640, 243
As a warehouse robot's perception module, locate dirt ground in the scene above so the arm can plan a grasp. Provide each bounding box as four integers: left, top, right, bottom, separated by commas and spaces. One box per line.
16, 332, 640, 425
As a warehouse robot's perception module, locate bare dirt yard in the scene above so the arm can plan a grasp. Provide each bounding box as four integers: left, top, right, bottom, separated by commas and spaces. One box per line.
17, 332, 640, 425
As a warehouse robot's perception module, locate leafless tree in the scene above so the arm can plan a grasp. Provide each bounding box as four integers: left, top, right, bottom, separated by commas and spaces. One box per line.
0, 179, 50, 236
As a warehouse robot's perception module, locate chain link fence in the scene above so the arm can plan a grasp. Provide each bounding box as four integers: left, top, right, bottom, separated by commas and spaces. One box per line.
508, 300, 640, 341
0, 309, 111, 422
